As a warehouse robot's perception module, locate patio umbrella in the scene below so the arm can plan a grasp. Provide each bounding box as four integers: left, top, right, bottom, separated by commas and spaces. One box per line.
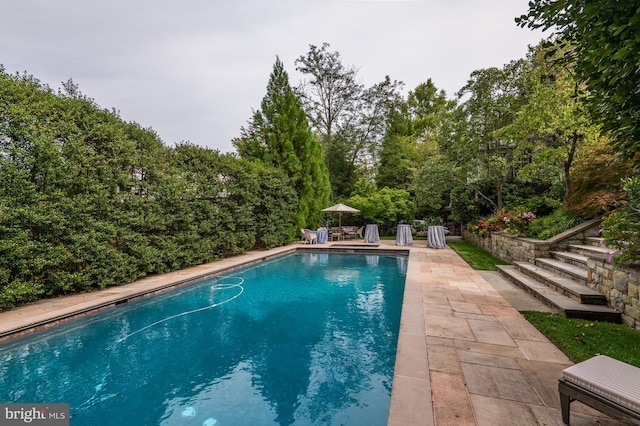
322, 203, 360, 227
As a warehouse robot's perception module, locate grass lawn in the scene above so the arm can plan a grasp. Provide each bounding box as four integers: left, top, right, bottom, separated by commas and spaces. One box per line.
447, 241, 510, 270
522, 311, 640, 367
448, 240, 640, 367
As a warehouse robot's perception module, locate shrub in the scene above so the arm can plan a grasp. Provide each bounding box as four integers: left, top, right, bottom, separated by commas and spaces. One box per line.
602, 177, 640, 266
526, 209, 583, 240
519, 195, 562, 218
0, 280, 44, 310
565, 138, 632, 218
469, 207, 536, 237
468, 215, 501, 238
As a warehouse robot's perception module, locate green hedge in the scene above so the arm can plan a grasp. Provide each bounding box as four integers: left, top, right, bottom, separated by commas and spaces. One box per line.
0, 69, 298, 309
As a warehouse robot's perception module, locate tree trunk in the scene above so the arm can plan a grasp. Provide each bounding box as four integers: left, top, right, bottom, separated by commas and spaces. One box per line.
563, 131, 579, 205
496, 179, 504, 211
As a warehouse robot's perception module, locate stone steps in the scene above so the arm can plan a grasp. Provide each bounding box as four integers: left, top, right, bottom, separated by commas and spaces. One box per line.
585, 236, 604, 247
511, 261, 607, 305
550, 251, 588, 270
569, 244, 617, 261
535, 257, 589, 285
488, 219, 624, 323
497, 265, 621, 323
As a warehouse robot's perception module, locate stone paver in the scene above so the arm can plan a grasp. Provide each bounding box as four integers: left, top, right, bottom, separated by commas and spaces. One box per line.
431, 370, 476, 425
388, 241, 618, 426
0, 240, 620, 425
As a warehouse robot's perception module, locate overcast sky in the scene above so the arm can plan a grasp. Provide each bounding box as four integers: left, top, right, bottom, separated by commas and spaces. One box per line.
1, 0, 546, 153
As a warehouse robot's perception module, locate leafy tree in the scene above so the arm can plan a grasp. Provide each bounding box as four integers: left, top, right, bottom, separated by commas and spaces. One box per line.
450, 59, 533, 211
449, 179, 499, 226
375, 129, 416, 191
411, 141, 455, 220
234, 57, 330, 236
295, 43, 403, 198
565, 135, 633, 218
517, 1, 640, 164
376, 79, 456, 195
407, 79, 457, 142
346, 179, 414, 229
494, 45, 600, 205
295, 43, 361, 145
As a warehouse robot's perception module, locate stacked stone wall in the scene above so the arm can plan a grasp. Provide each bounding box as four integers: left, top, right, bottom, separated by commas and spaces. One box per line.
587, 257, 640, 330
462, 230, 541, 263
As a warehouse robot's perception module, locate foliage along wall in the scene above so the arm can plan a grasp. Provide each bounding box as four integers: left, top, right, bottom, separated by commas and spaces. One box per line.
0, 69, 297, 309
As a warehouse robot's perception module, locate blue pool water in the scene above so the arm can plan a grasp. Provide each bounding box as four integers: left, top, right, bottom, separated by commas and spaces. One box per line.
0, 252, 407, 425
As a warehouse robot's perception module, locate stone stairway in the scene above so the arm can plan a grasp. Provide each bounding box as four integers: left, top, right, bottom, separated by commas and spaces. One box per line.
497, 237, 621, 323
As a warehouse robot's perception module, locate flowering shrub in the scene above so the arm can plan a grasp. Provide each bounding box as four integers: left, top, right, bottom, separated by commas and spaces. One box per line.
468, 218, 500, 237
497, 211, 515, 227
469, 208, 536, 237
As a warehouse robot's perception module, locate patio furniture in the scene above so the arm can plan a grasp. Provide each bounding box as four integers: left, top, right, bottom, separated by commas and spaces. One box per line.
364, 224, 379, 243
342, 226, 358, 239
427, 226, 448, 249
357, 226, 364, 238
558, 355, 640, 425
301, 228, 317, 244
396, 224, 413, 246
329, 227, 343, 241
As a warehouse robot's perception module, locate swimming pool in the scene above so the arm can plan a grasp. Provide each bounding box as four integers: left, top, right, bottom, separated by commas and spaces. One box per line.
0, 251, 407, 425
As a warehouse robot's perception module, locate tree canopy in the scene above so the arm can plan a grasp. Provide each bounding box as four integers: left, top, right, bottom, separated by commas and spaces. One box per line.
295, 43, 403, 198
517, 0, 640, 164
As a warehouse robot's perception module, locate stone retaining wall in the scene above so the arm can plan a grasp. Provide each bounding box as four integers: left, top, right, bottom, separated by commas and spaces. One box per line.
462, 219, 640, 330
462, 230, 541, 264
589, 257, 640, 330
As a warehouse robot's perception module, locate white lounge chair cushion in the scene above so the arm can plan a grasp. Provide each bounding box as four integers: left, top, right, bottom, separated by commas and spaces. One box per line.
561, 355, 640, 414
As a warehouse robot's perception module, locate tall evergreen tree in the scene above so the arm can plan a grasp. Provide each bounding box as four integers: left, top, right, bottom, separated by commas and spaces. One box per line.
234, 57, 330, 237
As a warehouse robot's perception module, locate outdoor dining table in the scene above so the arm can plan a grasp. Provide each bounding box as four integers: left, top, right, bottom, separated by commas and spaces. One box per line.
427, 225, 448, 249
395, 224, 413, 246
316, 228, 328, 244
364, 224, 380, 243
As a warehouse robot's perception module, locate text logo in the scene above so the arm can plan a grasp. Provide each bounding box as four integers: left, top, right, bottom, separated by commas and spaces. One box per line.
1, 404, 69, 425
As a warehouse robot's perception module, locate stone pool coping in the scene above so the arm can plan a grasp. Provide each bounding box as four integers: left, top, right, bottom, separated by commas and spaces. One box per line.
0, 240, 616, 425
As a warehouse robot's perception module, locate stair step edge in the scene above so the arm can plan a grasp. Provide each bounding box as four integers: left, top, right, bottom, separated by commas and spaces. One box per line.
514, 261, 600, 296
535, 258, 588, 279
569, 244, 618, 255
551, 251, 589, 263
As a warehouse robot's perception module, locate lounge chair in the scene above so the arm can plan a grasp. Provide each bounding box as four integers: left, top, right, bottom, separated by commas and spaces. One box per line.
300, 228, 317, 244
558, 355, 640, 424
